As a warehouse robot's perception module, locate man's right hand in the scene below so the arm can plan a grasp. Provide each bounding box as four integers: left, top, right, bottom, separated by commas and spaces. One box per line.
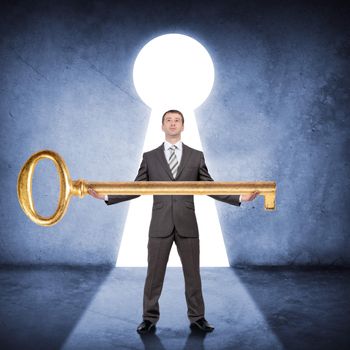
88, 187, 105, 200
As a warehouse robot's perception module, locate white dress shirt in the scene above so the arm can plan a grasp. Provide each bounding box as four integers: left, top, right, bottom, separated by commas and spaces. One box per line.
106, 140, 241, 203
164, 140, 183, 165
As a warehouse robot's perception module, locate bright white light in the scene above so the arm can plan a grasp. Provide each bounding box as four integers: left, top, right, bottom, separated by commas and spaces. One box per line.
117, 34, 229, 267
133, 33, 214, 110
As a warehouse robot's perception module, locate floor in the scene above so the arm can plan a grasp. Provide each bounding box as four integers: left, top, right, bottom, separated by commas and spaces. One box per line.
0, 266, 349, 350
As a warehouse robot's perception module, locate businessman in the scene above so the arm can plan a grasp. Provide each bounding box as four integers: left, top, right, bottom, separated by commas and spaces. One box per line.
88, 110, 259, 333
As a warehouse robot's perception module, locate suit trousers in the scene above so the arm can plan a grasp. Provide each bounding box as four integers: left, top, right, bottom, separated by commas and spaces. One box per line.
143, 228, 205, 323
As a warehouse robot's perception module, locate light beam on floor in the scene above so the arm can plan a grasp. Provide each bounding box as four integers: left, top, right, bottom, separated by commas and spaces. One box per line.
61, 269, 284, 349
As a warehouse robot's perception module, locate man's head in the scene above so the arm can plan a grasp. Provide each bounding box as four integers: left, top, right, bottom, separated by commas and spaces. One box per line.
162, 110, 184, 125
161, 110, 184, 141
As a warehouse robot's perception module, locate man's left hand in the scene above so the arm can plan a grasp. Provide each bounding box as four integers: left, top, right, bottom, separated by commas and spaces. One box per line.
241, 191, 259, 202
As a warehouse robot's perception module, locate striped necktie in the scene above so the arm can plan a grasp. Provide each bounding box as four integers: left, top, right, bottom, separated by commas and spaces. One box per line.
168, 146, 179, 178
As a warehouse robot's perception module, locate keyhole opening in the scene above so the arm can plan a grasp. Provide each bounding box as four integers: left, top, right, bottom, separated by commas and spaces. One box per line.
117, 34, 229, 267
133, 33, 214, 110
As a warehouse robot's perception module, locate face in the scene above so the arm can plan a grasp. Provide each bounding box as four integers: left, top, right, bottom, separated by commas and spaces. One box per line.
162, 112, 184, 137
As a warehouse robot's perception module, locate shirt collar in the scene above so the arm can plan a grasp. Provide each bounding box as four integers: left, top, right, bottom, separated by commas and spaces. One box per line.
164, 140, 182, 151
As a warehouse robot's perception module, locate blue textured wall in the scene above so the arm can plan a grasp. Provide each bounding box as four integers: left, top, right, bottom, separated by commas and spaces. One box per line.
1, 0, 349, 266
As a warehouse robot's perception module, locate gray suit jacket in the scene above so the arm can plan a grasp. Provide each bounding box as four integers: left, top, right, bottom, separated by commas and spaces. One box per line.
106, 143, 241, 238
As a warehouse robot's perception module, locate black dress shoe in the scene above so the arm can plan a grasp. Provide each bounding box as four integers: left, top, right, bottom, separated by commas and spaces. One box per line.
137, 320, 156, 334
190, 318, 215, 332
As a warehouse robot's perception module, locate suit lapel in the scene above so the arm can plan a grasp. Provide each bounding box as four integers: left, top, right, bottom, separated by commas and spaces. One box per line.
175, 143, 191, 179
155, 143, 174, 180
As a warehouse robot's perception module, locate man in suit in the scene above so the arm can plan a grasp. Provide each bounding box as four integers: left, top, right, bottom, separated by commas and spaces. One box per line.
88, 110, 259, 333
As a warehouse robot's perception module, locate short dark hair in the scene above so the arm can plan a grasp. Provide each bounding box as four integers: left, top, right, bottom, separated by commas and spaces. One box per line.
162, 110, 184, 124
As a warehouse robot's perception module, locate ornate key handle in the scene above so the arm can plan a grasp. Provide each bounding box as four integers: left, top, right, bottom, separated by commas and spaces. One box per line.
17, 150, 277, 226
18, 150, 72, 226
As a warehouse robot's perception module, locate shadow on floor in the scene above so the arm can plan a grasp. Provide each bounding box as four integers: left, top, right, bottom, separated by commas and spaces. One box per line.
139, 328, 207, 350
0, 265, 113, 350
233, 267, 350, 350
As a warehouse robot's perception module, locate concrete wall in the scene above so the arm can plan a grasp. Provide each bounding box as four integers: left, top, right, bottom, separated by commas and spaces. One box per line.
1, 0, 349, 266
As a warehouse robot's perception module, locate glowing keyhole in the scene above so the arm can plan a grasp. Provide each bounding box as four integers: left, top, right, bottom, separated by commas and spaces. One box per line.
116, 34, 229, 267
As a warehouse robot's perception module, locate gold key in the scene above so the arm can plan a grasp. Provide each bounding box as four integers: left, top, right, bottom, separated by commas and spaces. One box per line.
17, 150, 277, 226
